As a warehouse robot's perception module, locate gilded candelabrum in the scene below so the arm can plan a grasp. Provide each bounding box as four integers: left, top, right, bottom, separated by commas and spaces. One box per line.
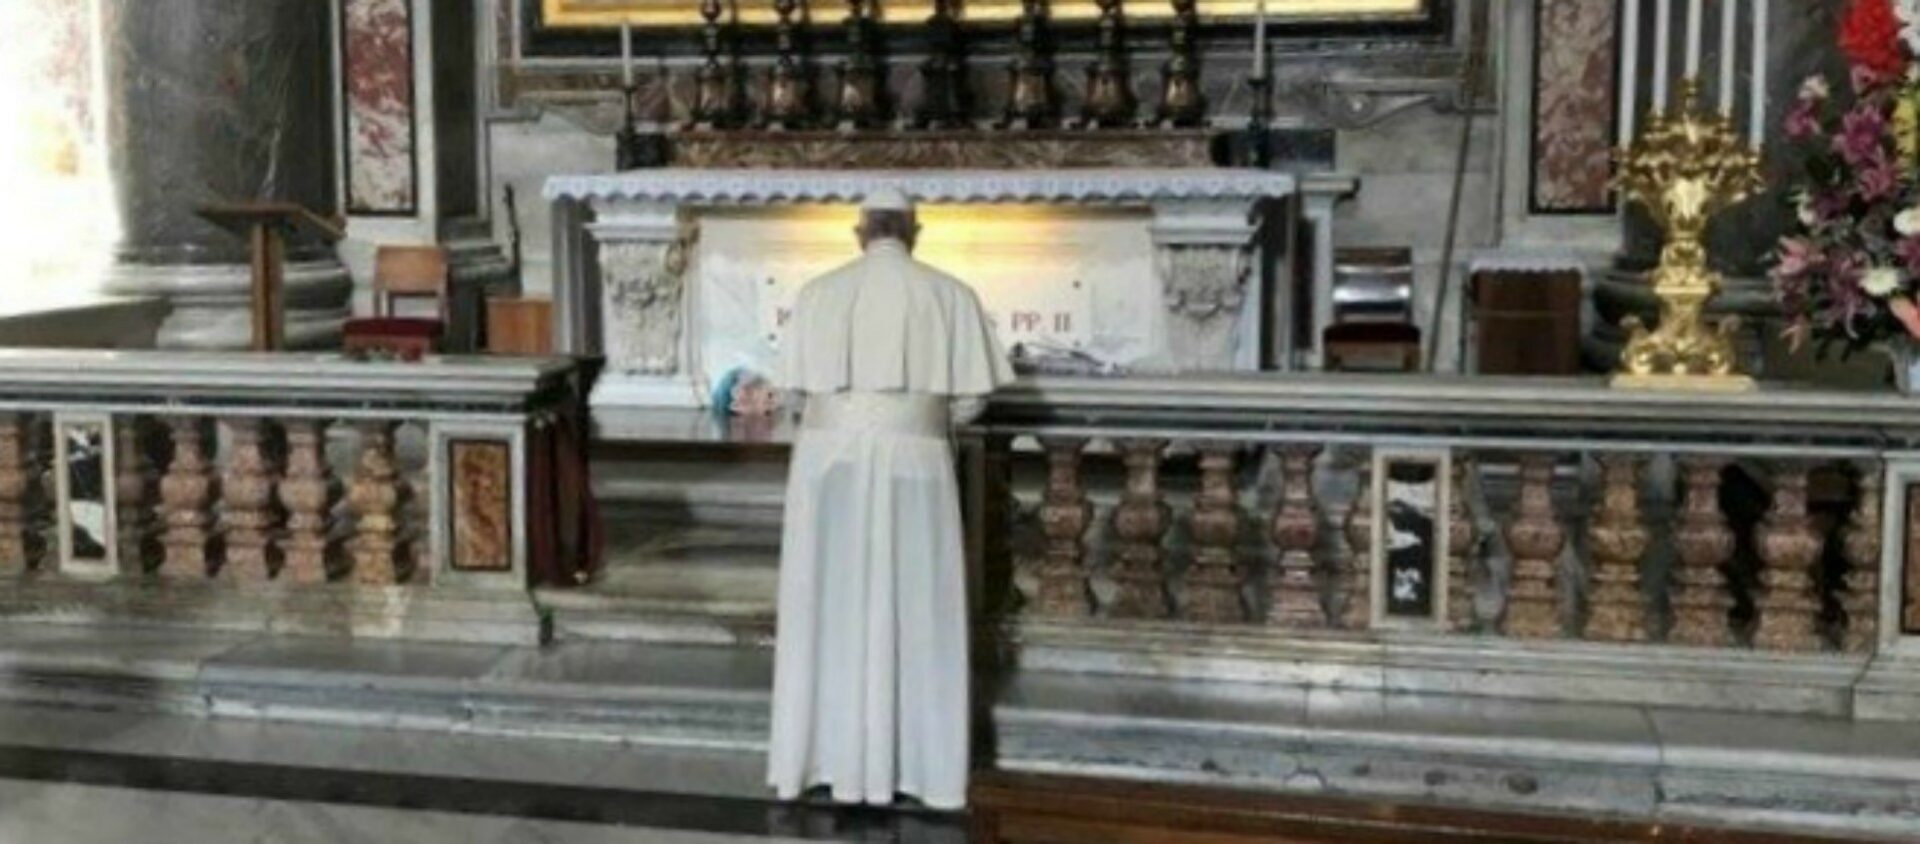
1612, 77, 1764, 391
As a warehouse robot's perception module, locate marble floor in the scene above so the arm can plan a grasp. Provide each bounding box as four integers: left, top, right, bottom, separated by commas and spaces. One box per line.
0, 778, 814, 843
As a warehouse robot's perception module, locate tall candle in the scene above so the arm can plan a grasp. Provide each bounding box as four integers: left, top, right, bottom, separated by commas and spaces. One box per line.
1253, 0, 1268, 81
620, 23, 635, 87
1654, 0, 1672, 109
1620, 0, 1641, 143
1718, 0, 1737, 114
1685, 0, 1703, 78
1750, 0, 1768, 142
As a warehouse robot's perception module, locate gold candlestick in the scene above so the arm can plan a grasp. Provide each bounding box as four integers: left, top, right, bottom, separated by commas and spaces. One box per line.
1611, 77, 1763, 391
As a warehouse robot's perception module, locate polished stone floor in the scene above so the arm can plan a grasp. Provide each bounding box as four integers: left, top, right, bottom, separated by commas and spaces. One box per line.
0, 704, 965, 844
0, 778, 812, 843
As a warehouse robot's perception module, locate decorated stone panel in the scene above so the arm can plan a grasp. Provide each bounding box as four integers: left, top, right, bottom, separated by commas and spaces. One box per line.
53, 413, 116, 577
1370, 449, 1450, 630
448, 439, 513, 573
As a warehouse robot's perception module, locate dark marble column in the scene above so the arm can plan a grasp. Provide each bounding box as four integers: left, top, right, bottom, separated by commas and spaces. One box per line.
99, 0, 350, 350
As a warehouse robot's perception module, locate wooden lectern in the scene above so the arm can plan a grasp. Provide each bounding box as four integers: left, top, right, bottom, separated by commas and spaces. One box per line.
196, 203, 345, 351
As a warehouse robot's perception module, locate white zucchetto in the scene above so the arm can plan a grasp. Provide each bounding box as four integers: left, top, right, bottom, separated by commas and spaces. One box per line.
859, 188, 914, 213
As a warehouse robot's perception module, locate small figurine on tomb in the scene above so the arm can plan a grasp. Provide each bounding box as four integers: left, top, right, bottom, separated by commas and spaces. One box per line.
767, 189, 1013, 810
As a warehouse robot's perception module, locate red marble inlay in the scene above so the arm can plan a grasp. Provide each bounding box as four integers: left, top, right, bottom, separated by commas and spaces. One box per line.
1532, 0, 1619, 213
343, 0, 417, 214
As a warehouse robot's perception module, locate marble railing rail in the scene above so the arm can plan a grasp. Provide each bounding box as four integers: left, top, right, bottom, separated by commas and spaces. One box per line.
0, 350, 587, 594
968, 374, 1918, 660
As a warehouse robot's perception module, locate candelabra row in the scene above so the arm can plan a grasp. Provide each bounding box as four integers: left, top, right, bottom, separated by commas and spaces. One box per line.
669, 0, 1208, 130
1014, 440, 1885, 654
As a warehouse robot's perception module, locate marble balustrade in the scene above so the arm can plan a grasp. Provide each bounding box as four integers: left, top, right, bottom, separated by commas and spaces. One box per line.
970, 374, 1920, 660
0, 350, 588, 601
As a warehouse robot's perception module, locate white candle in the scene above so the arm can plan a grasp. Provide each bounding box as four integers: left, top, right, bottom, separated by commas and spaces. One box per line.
1750, 0, 1768, 142
620, 23, 635, 88
1718, 0, 1737, 114
1654, 0, 1672, 110
1685, 0, 1704, 78
1620, 0, 1641, 142
1253, 0, 1268, 81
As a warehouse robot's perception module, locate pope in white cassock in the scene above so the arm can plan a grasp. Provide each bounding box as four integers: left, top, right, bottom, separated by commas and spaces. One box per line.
767, 189, 1013, 810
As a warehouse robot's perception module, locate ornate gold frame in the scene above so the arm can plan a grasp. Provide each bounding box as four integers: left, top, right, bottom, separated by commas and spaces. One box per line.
542, 0, 1425, 27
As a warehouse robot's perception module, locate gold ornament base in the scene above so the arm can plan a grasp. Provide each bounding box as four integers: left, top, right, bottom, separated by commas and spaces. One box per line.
1608, 77, 1763, 391
1610, 372, 1756, 392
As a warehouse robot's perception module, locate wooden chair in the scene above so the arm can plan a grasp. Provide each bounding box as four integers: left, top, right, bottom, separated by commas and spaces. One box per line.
342, 246, 450, 360
1324, 322, 1422, 373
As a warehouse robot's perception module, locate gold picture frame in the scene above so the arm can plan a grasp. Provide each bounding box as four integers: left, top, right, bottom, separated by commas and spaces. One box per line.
543, 0, 1426, 27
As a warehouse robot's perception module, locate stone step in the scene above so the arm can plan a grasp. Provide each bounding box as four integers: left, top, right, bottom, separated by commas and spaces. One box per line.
0, 624, 772, 752
993, 669, 1920, 841
5, 621, 1919, 839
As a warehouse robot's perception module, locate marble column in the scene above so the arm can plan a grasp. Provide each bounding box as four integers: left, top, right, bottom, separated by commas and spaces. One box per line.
99, 0, 351, 350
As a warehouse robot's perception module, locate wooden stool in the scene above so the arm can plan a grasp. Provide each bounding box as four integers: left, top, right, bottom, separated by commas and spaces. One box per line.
486, 296, 552, 356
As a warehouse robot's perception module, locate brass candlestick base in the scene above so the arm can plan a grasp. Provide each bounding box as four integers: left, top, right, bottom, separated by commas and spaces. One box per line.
1611, 78, 1763, 391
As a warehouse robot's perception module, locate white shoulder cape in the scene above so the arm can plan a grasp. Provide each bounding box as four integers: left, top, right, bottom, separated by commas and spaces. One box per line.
778, 240, 1014, 397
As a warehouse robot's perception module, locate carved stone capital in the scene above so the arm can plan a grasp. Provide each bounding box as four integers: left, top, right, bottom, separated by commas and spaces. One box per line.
598, 235, 693, 377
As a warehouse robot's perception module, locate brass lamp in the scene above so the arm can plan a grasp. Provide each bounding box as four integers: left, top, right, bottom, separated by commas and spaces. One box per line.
1612, 77, 1764, 391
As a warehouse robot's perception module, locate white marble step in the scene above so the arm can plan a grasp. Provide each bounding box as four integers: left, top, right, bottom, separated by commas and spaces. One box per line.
558, 524, 779, 645
994, 670, 1920, 841
0, 624, 772, 751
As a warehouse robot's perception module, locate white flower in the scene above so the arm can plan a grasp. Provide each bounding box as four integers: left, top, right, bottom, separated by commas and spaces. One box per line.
1796, 191, 1818, 227
1863, 267, 1905, 298
1900, 1, 1920, 56
1799, 75, 1830, 101
1898, 207, 1920, 237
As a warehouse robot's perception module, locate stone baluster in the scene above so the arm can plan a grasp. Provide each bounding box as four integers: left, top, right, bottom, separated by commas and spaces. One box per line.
1669, 457, 1737, 647
1583, 455, 1651, 642
1185, 443, 1245, 623
346, 421, 405, 585
1033, 438, 1092, 617
219, 419, 282, 581
0, 413, 45, 572
1107, 439, 1170, 618
1267, 445, 1326, 628
407, 450, 432, 586
1753, 465, 1826, 652
158, 417, 218, 578
1839, 465, 1884, 653
1501, 454, 1564, 638
1339, 456, 1374, 630
1906, 494, 1920, 636
1445, 460, 1478, 632
277, 419, 337, 584
113, 417, 159, 574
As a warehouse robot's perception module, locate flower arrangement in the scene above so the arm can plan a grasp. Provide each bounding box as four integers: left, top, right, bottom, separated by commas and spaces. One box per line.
1771, 0, 1920, 356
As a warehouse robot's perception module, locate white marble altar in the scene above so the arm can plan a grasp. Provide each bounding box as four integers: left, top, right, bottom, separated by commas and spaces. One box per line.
544, 169, 1297, 409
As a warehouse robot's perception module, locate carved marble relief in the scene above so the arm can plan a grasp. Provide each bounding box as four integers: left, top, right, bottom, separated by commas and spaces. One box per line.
449, 439, 513, 572
1156, 244, 1249, 370
600, 238, 691, 376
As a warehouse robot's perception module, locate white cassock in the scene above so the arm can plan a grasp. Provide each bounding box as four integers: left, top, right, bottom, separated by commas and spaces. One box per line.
767, 237, 1013, 810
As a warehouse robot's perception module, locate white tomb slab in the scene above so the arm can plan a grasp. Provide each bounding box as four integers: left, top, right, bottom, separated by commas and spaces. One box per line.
545, 169, 1297, 410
